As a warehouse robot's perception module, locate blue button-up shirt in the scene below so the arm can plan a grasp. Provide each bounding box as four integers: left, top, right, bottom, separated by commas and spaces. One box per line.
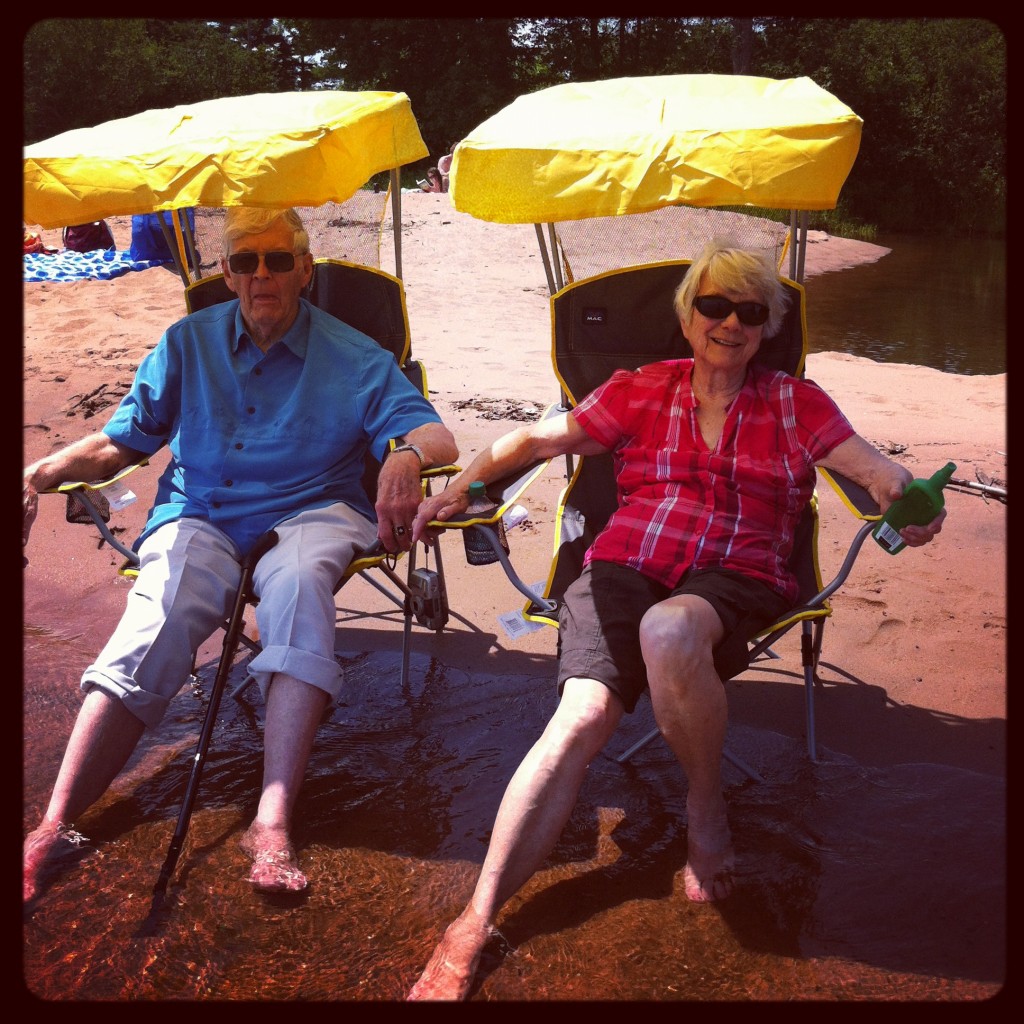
104, 298, 441, 555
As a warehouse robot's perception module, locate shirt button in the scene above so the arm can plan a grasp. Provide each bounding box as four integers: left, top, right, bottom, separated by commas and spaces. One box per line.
247, 406, 256, 414
224, 480, 233, 487
235, 443, 243, 450
212, 501, 221, 509
255, 368, 263, 376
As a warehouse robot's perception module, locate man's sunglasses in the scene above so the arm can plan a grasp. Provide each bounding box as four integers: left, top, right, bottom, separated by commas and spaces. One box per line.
227, 250, 299, 274
693, 295, 770, 327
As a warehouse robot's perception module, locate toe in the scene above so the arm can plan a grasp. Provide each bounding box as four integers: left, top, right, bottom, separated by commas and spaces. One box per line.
248, 849, 308, 893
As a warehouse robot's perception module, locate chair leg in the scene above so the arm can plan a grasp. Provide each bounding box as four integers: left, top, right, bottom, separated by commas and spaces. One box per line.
153, 530, 278, 899
811, 618, 826, 685
615, 727, 660, 763
432, 535, 451, 624
400, 549, 416, 689
721, 746, 766, 783
801, 621, 818, 761
615, 726, 764, 782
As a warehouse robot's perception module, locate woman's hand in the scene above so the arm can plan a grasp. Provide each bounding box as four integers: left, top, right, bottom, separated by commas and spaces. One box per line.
876, 475, 947, 548
411, 486, 471, 546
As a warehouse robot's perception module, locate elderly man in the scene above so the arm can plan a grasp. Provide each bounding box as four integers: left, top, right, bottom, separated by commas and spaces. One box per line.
406, 240, 945, 999
23, 206, 457, 899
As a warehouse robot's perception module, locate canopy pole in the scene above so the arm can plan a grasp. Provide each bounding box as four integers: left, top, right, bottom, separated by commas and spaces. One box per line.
390, 169, 403, 280
157, 212, 191, 288
177, 210, 201, 283
788, 211, 799, 281
534, 224, 558, 296
547, 224, 565, 292
787, 209, 809, 285
797, 210, 809, 284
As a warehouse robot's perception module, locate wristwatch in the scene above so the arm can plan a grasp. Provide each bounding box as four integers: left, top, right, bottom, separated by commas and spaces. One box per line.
390, 443, 426, 469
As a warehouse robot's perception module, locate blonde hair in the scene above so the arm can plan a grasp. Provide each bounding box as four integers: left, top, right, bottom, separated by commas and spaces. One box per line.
222, 207, 310, 255
674, 239, 789, 337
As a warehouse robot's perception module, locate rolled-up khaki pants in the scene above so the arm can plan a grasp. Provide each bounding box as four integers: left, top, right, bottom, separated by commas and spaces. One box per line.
81, 503, 379, 727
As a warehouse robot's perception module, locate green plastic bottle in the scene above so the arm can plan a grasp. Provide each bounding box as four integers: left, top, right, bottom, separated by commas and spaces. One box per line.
872, 462, 956, 555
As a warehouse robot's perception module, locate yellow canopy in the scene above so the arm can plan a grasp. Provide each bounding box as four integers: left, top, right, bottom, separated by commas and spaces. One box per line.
24, 90, 429, 229
450, 75, 862, 224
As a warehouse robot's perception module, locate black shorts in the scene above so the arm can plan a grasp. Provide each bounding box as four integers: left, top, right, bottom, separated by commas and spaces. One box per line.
556, 560, 792, 713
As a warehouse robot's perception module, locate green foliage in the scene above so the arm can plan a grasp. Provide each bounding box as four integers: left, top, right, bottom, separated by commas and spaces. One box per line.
291, 18, 521, 163
22, 17, 1006, 236
22, 18, 279, 144
725, 205, 878, 243
756, 17, 1006, 236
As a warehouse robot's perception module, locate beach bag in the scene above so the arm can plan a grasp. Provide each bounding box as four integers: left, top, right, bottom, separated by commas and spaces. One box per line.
63, 220, 115, 253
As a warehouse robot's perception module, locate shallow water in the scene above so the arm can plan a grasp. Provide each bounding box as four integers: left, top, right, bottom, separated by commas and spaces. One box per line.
23, 636, 1004, 1002
803, 233, 1006, 376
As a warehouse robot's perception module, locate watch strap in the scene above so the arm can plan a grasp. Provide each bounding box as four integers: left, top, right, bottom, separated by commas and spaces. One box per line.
390, 443, 425, 469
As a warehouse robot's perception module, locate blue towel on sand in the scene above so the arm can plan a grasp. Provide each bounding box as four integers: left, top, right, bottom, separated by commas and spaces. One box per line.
24, 248, 168, 283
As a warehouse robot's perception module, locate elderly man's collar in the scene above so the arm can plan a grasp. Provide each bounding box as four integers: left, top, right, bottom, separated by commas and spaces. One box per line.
232, 299, 312, 358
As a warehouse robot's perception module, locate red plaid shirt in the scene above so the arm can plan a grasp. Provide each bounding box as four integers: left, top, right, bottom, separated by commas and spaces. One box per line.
572, 359, 855, 602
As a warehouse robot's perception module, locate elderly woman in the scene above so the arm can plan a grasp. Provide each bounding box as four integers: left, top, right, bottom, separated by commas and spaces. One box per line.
406, 239, 945, 1001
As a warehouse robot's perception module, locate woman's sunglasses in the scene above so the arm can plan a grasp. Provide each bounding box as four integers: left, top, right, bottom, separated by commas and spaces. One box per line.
693, 295, 770, 327
227, 250, 298, 274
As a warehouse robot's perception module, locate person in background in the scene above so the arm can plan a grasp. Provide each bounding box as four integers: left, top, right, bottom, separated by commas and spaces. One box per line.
437, 148, 454, 192
419, 167, 445, 193
23, 206, 458, 900
406, 239, 945, 1000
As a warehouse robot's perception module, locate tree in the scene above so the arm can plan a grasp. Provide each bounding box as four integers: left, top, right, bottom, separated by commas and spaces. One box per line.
758, 17, 1006, 233
22, 16, 1005, 234
293, 18, 521, 165
22, 18, 279, 144
731, 17, 754, 73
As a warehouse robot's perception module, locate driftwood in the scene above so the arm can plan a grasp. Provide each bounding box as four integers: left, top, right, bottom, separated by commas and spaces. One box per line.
949, 477, 1007, 503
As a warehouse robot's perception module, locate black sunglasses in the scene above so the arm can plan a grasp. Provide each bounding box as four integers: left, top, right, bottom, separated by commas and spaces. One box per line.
227, 250, 299, 274
693, 294, 770, 327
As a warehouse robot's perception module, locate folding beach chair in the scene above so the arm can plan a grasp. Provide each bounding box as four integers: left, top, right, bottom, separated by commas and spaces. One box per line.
27, 89, 466, 895
429, 75, 877, 765
472, 259, 881, 764
53, 251, 459, 697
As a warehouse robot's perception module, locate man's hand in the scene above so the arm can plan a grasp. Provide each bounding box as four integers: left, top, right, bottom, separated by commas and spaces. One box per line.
23, 478, 39, 558
375, 454, 424, 553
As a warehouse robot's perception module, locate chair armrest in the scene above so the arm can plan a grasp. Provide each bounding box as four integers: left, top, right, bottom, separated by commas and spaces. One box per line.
428, 456, 553, 531
427, 455, 558, 614
44, 459, 150, 567
420, 463, 460, 480
818, 467, 881, 521
49, 458, 150, 495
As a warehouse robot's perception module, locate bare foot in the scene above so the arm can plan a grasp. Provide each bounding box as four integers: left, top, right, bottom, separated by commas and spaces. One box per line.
239, 822, 308, 894
406, 906, 495, 1001
24, 821, 89, 902
681, 813, 736, 903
